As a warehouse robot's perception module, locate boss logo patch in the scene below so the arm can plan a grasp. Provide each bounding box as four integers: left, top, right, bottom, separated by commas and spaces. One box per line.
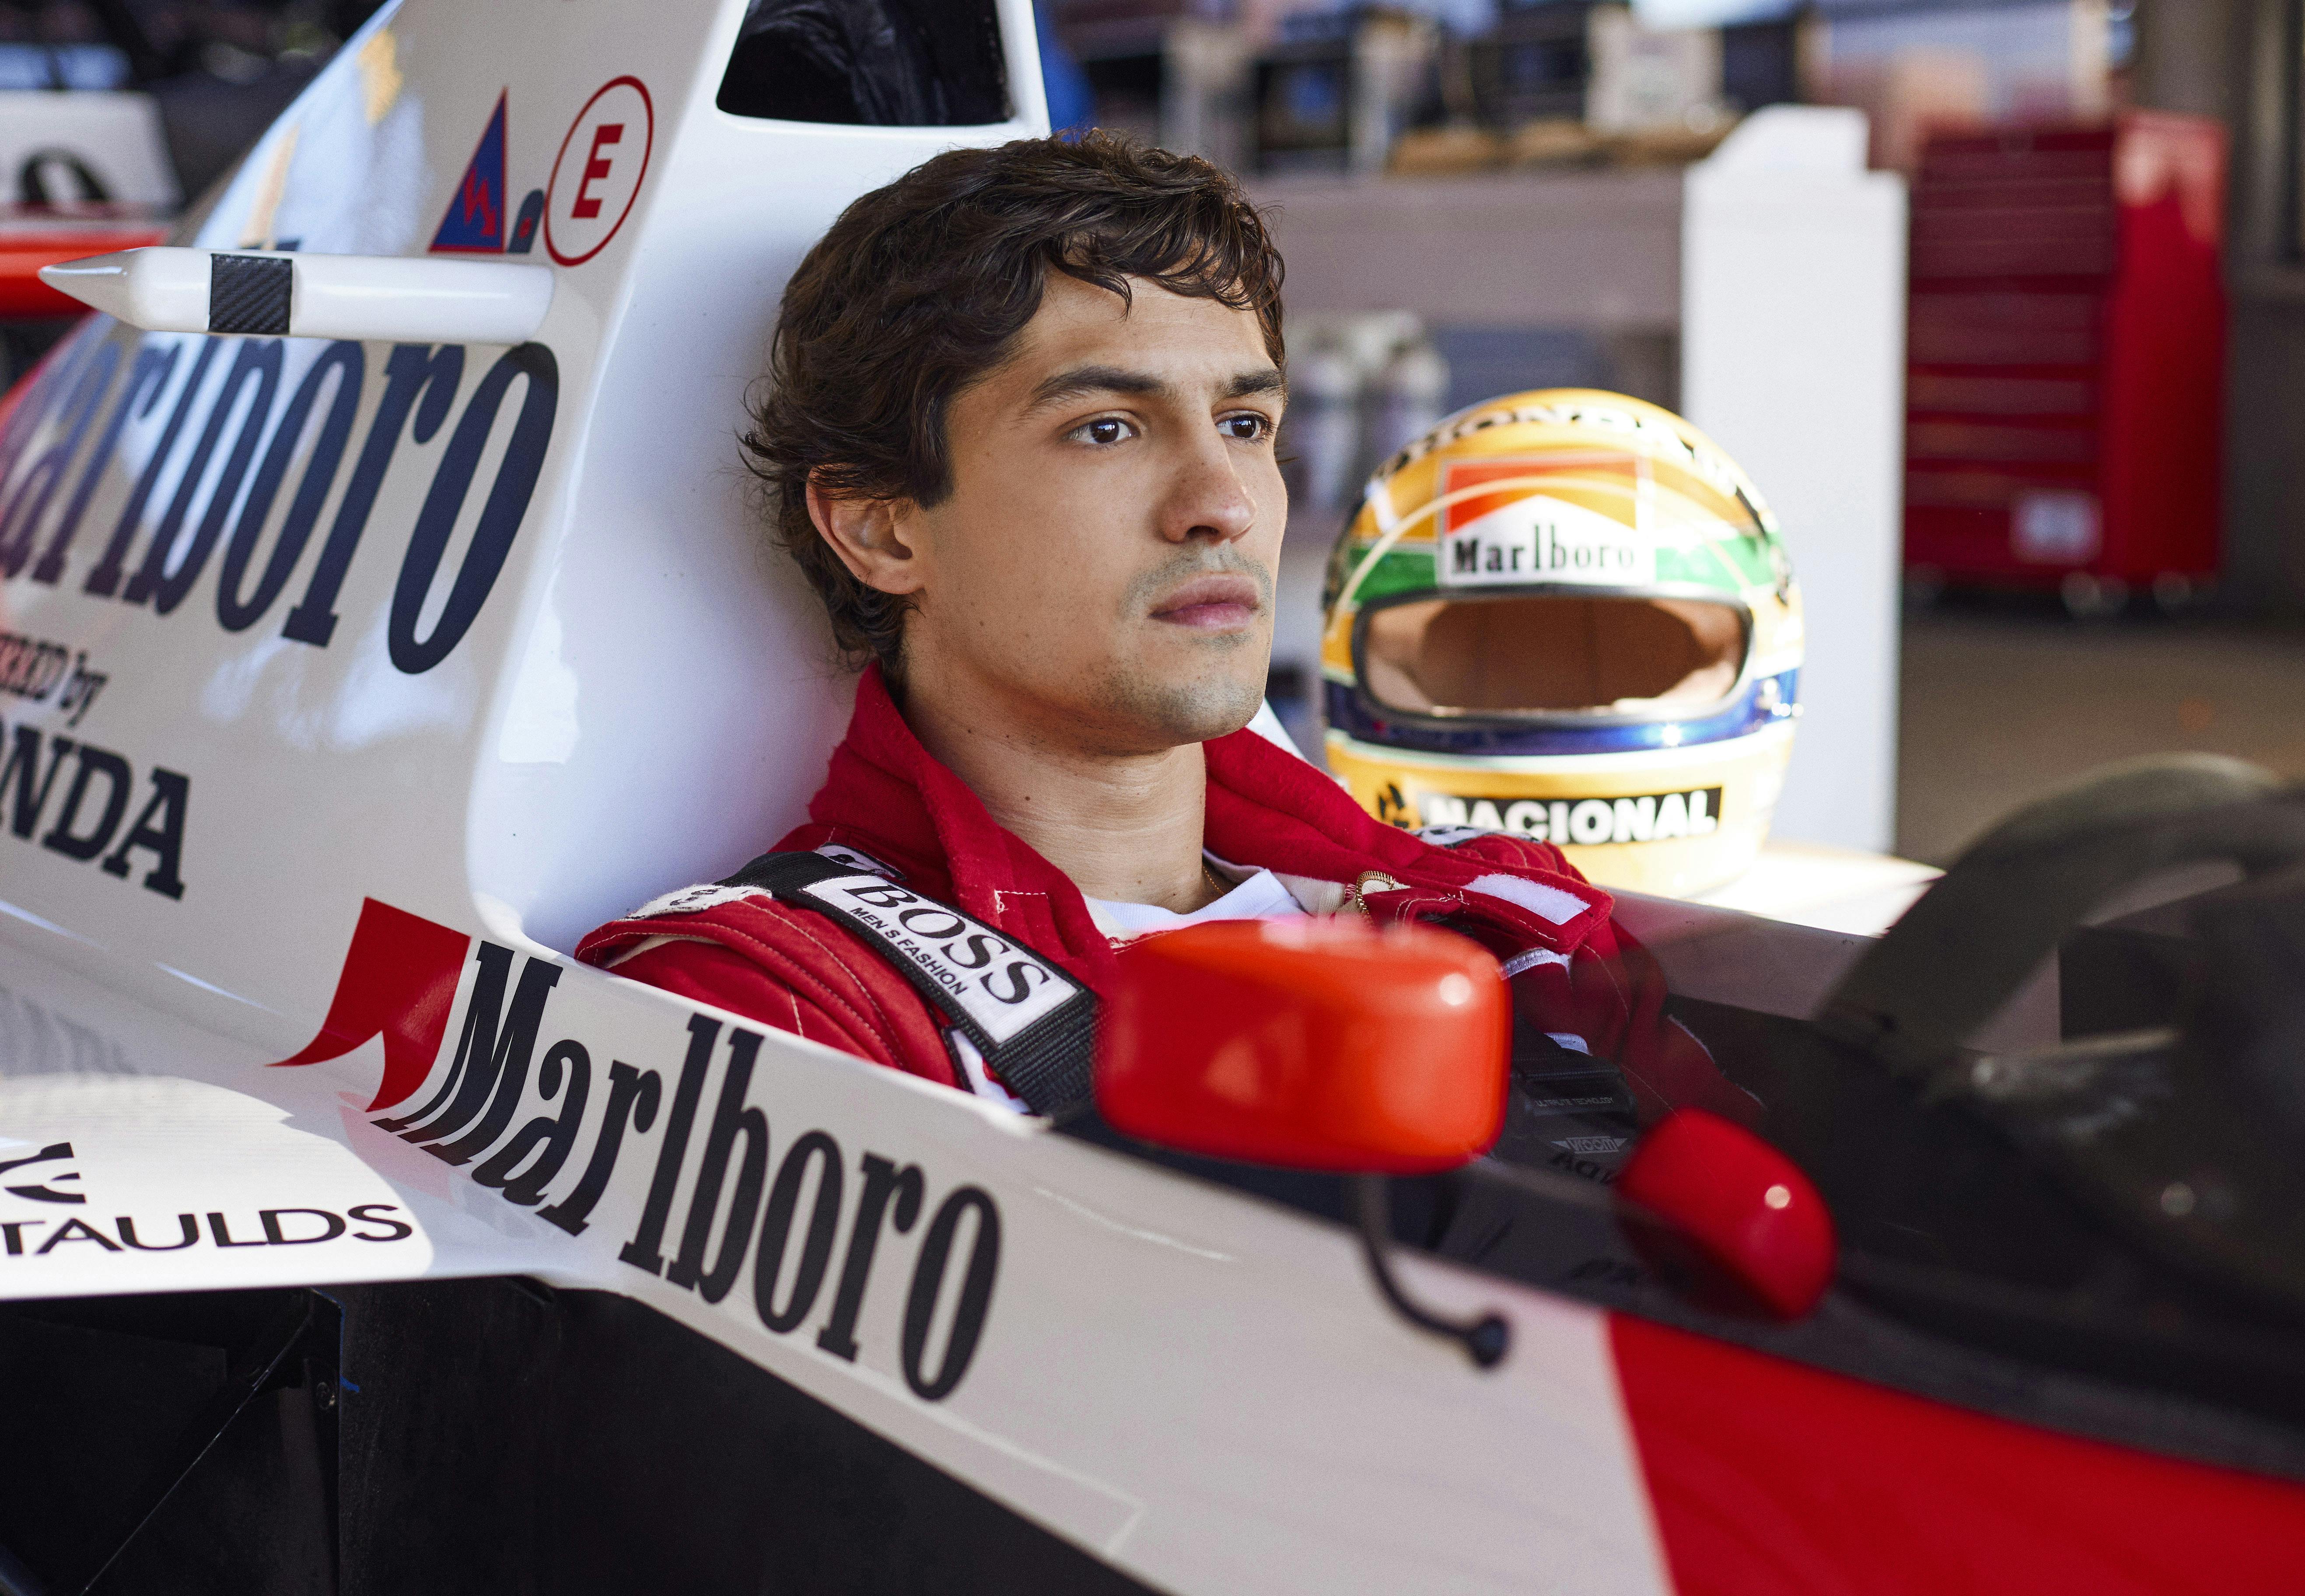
796, 876, 1075, 1044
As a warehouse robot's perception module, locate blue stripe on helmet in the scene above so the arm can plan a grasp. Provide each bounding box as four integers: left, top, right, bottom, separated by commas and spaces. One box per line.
1324, 670, 1800, 758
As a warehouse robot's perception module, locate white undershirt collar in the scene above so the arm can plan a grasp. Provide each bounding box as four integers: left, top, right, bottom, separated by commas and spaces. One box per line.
1084, 852, 1313, 937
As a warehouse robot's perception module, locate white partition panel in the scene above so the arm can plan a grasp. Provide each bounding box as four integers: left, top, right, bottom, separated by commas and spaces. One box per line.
1682, 106, 1908, 853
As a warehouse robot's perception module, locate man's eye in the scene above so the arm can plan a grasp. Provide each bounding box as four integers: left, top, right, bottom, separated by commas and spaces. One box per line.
1073, 417, 1134, 445
1220, 413, 1270, 441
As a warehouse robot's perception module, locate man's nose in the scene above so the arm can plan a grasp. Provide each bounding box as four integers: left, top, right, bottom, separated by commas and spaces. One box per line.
1158, 429, 1260, 546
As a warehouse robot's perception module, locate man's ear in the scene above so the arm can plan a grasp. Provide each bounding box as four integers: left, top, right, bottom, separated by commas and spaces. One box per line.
807, 475, 926, 595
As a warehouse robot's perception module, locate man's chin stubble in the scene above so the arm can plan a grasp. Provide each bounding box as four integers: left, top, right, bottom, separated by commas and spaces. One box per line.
1082, 648, 1266, 752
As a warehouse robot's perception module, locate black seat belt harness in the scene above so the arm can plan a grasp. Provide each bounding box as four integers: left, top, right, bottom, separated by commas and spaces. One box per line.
718, 851, 1097, 1114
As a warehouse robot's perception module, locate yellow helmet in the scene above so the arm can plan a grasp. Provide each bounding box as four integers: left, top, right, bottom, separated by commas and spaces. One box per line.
1320, 389, 1803, 898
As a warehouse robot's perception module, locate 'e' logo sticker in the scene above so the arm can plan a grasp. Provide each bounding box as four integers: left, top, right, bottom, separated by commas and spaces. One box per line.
546, 76, 654, 266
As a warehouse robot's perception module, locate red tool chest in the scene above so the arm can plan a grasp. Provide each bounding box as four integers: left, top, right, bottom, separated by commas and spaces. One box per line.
1903, 112, 2228, 609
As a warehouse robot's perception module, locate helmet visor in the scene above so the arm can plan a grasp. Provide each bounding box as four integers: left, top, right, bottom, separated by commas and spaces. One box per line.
1357, 592, 1749, 722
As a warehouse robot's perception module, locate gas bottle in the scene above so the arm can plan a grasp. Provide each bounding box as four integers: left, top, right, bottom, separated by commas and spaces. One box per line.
1366, 336, 1449, 470
1287, 341, 1362, 513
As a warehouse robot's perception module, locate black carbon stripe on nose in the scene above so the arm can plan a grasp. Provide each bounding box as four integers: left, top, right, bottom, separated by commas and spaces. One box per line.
207, 253, 292, 335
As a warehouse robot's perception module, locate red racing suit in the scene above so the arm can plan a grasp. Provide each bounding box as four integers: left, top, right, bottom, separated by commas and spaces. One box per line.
576, 666, 1747, 1123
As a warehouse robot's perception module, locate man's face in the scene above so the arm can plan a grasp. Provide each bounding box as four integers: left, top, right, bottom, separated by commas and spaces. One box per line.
833, 273, 1287, 755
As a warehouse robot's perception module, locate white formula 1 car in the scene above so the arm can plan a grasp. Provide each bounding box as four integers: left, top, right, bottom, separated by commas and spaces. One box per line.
1, 4, 2303, 1592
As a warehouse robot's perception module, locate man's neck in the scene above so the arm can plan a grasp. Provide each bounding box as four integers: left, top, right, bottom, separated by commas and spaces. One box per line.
896, 669, 1220, 912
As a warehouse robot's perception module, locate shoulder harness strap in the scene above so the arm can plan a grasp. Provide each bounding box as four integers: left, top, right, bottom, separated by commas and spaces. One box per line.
719, 851, 1095, 1115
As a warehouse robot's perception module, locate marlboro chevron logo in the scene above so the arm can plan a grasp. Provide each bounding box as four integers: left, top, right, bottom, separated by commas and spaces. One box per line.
269, 900, 1002, 1402
1438, 460, 1654, 589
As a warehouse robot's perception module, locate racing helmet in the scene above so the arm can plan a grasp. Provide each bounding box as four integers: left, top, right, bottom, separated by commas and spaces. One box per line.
1319, 389, 1802, 898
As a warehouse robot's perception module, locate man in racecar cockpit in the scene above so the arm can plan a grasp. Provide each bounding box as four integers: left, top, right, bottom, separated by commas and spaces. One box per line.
578, 132, 1748, 1125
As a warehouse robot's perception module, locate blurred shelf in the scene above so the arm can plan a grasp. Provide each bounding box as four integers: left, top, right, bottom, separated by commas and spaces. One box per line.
1245, 167, 1684, 329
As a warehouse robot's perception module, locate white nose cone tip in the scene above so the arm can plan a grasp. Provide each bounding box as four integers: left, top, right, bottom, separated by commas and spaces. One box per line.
38, 247, 554, 346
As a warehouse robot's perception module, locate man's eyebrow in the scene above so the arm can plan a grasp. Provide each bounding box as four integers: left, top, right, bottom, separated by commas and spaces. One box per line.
1023, 363, 1288, 411
1024, 365, 1166, 411
1223, 367, 1287, 401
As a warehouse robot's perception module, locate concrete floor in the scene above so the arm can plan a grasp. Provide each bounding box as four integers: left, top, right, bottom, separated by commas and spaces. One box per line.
1896, 606, 2305, 864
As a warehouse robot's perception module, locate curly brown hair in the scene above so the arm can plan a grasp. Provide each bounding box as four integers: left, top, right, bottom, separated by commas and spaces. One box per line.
741, 131, 1286, 677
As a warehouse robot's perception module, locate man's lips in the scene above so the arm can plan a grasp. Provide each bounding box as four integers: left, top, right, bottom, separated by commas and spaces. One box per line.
1149, 573, 1261, 629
